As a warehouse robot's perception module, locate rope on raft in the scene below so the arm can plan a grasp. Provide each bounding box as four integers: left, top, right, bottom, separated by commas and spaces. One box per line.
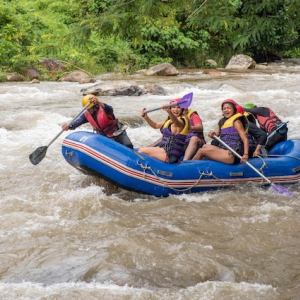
137, 162, 220, 192
137, 154, 300, 192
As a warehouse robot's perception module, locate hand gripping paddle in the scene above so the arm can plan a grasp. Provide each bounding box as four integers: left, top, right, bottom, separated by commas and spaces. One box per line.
213, 135, 292, 196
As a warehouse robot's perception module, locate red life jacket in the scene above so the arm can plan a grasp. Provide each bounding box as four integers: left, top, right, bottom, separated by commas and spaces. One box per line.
186, 109, 206, 144
256, 108, 282, 133
84, 108, 118, 137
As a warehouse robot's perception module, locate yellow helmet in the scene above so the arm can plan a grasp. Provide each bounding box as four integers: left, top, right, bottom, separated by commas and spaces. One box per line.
82, 94, 97, 109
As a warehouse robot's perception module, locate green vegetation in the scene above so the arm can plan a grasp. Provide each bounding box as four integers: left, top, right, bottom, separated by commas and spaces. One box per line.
1, 0, 300, 79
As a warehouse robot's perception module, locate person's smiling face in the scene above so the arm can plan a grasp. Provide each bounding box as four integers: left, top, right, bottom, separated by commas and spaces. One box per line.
222, 103, 235, 118
171, 105, 182, 117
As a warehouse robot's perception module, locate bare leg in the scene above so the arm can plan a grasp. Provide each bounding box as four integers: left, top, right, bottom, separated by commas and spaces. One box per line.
138, 147, 167, 161
192, 147, 206, 160
183, 136, 199, 160
192, 144, 235, 164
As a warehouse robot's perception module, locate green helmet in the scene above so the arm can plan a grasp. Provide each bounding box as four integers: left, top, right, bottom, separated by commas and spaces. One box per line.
244, 103, 256, 109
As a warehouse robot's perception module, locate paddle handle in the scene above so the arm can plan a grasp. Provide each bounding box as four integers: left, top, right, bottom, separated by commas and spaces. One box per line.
47, 102, 90, 147
213, 135, 272, 184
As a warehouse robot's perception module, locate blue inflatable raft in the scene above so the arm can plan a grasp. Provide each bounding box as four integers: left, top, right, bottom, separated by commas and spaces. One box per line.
62, 131, 300, 197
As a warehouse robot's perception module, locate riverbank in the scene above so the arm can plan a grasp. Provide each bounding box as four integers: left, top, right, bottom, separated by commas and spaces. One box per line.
4, 55, 300, 85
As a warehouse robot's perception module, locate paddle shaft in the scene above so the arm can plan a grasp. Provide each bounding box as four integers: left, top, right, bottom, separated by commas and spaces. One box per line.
29, 102, 91, 166
145, 102, 185, 113
213, 135, 272, 184
46, 102, 91, 147
144, 92, 193, 114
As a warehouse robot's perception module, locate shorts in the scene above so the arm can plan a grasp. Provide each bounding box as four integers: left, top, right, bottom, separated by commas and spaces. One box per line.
265, 130, 288, 151
167, 154, 179, 164
233, 155, 240, 164
231, 147, 255, 164
113, 131, 134, 149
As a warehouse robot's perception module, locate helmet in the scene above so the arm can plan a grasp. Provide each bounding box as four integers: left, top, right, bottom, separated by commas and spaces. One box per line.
222, 99, 236, 107
82, 94, 97, 109
244, 103, 256, 109
169, 98, 181, 105
221, 99, 244, 114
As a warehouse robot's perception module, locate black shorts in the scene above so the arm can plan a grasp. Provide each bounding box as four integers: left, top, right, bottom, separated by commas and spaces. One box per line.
265, 131, 288, 151
113, 131, 134, 149
232, 146, 255, 164
233, 154, 240, 164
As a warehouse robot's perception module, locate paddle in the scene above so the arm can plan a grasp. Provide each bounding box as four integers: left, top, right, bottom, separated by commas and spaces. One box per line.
213, 135, 292, 196
29, 102, 90, 165
144, 92, 193, 113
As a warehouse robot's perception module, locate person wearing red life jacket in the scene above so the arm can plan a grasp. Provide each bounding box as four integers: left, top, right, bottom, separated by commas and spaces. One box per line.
62, 94, 133, 149
183, 108, 206, 160
243, 103, 288, 152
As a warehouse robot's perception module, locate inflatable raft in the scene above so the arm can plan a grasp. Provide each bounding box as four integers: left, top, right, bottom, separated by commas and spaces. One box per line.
62, 131, 300, 197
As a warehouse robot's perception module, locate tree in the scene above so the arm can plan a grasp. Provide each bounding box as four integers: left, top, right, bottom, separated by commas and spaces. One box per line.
187, 0, 300, 59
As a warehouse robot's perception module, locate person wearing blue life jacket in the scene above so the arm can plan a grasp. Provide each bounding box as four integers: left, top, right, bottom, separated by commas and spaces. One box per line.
139, 98, 190, 163
192, 100, 255, 164
62, 94, 133, 149
243, 103, 288, 152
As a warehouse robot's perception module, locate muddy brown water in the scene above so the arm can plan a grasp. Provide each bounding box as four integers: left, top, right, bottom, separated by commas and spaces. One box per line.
0, 60, 300, 299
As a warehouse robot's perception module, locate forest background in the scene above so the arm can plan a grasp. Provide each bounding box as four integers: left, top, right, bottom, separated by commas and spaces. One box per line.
1, 0, 300, 81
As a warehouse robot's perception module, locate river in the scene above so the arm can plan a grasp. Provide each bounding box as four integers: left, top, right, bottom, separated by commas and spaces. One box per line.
0, 60, 300, 300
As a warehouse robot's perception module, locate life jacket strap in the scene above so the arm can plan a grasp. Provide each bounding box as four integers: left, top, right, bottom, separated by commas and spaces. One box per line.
266, 121, 288, 142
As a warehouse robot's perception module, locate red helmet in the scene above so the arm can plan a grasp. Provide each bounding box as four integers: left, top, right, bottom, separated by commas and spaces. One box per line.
169, 98, 181, 105
222, 99, 244, 114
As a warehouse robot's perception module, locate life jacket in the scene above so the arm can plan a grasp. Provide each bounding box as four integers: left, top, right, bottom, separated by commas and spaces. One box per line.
255, 108, 282, 133
186, 109, 206, 144
157, 116, 189, 160
84, 107, 119, 137
243, 111, 256, 125
219, 113, 256, 155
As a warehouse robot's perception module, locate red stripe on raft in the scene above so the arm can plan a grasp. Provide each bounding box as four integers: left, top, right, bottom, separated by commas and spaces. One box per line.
62, 139, 300, 188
